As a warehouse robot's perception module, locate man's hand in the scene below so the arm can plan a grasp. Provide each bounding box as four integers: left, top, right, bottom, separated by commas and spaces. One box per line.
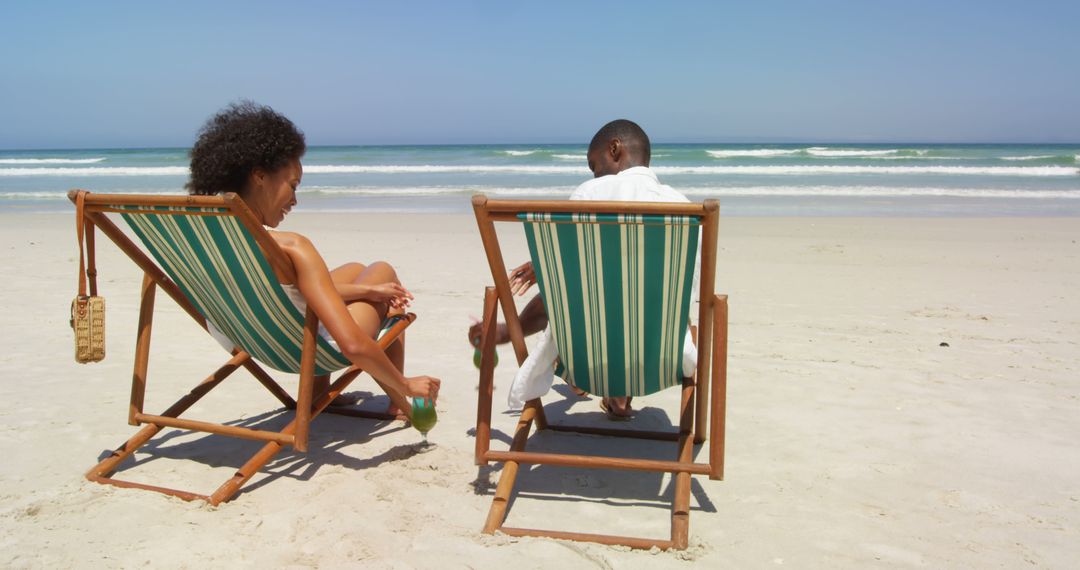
509, 261, 536, 296
468, 319, 509, 348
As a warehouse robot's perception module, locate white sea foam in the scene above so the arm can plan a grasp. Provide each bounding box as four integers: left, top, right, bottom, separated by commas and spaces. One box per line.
864, 155, 966, 160
302, 185, 571, 197
311, 164, 1078, 176
805, 147, 901, 157
292, 184, 1080, 199
706, 149, 801, 158
708, 148, 939, 159
0, 189, 178, 199
0, 166, 187, 176
675, 185, 1080, 199
1001, 155, 1057, 161
0, 157, 107, 164
303, 164, 588, 174
7, 184, 1079, 201
3, 163, 1077, 178
552, 154, 586, 161
499, 150, 539, 156
650, 165, 1078, 177
302, 186, 471, 196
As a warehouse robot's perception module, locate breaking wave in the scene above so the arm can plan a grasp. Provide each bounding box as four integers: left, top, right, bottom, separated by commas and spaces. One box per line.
3, 164, 1076, 177
0, 157, 107, 164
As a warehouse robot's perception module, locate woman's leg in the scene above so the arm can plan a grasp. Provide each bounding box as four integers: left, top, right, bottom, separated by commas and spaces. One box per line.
344, 261, 406, 367
348, 262, 407, 413
321, 261, 404, 405
323, 261, 409, 412
341, 261, 402, 333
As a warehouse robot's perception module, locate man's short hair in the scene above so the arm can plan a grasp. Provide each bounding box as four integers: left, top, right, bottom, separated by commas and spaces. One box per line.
588, 119, 651, 163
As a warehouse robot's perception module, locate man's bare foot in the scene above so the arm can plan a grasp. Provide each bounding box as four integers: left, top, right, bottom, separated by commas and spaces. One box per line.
565, 380, 589, 398
600, 396, 634, 421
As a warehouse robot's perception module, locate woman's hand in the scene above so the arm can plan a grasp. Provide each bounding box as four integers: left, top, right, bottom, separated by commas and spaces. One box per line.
365, 282, 414, 309
508, 261, 536, 296
404, 375, 441, 403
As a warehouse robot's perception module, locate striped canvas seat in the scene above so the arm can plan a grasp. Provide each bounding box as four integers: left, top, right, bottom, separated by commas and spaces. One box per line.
119, 204, 351, 375
521, 212, 699, 397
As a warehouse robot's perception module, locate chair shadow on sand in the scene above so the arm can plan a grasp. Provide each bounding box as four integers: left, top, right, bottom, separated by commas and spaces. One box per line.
94, 391, 423, 501
469, 384, 718, 517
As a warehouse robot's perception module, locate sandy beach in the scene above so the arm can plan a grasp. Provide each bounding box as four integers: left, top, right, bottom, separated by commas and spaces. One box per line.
1, 210, 1077, 568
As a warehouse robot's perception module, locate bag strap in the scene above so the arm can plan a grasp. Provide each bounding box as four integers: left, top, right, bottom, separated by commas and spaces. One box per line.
75, 190, 98, 297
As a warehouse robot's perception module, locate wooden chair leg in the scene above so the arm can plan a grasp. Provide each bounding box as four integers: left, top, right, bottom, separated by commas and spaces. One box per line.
672, 376, 696, 547
690, 325, 706, 444
710, 295, 728, 480
476, 287, 499, 465
294, 308, 319, 453
129, 273, 156, 426
482, 401, 539, 533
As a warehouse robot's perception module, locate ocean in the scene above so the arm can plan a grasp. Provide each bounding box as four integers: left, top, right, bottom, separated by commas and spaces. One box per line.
2, 144, 1078, 216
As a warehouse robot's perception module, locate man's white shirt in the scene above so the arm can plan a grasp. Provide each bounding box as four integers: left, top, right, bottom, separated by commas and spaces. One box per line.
569, 165, 690, 203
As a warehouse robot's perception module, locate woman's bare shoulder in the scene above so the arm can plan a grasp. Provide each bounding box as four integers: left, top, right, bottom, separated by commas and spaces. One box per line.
269, 230, 314, 251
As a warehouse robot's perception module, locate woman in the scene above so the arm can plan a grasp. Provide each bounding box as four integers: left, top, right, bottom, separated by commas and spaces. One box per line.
187, 100, 439, 410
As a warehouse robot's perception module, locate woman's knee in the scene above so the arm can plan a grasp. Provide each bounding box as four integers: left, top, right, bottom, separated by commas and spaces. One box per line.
330, 262, 368, 284
341, 261, 367, 273
360, 260, 400, 284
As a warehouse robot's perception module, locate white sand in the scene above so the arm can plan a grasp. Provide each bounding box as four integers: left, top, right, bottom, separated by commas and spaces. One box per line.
1, 210, 1077, 568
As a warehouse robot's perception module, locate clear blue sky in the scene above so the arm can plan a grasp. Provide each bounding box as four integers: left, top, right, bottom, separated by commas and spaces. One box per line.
2, 0, 1078, 149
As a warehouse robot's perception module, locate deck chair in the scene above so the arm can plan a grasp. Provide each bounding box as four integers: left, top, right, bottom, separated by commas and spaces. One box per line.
472, 195, 728, 550
69, 190, 415, 505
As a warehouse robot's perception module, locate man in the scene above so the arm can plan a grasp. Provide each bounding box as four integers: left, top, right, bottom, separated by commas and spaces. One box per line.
470, 119, 694, 419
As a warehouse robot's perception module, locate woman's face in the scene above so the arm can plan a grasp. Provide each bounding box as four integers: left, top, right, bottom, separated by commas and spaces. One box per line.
246, 158, 302, 228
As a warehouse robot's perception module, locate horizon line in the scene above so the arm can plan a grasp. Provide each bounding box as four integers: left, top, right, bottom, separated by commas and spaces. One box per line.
3, 141, 1080, 153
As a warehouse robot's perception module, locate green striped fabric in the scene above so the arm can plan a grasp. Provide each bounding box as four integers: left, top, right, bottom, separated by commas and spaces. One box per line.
520, 212, 700, 397
118, 204, 351, 375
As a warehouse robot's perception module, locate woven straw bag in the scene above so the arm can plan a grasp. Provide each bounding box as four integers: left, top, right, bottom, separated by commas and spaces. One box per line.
71, 190, 105, 363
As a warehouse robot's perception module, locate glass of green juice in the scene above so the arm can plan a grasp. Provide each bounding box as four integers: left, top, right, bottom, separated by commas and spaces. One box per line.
410, 397, 437, 445
472, 345, 498, 369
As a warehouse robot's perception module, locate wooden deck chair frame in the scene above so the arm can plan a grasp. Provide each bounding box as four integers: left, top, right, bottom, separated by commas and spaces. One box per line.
472, 195, 728, 550
69, 190, 415, 505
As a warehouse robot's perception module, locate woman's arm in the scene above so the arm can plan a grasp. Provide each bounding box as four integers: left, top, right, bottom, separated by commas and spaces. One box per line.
273, 232, 438, 402
334, 281, 413, 309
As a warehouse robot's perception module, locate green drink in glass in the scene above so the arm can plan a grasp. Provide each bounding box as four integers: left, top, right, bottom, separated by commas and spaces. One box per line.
473, 345, 498, 369
410, 397, 437, 445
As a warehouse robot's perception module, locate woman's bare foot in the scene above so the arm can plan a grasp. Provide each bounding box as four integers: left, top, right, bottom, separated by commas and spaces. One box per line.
328, 392, 363, 407
313, 375, 364, 407
385, 404, 409, 421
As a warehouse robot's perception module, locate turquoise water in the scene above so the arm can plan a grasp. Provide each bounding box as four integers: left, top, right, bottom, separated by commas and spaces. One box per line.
2, 144, 1078, 215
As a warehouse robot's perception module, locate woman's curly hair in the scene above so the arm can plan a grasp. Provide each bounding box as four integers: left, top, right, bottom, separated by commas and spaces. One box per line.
187, 100, 306, 196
